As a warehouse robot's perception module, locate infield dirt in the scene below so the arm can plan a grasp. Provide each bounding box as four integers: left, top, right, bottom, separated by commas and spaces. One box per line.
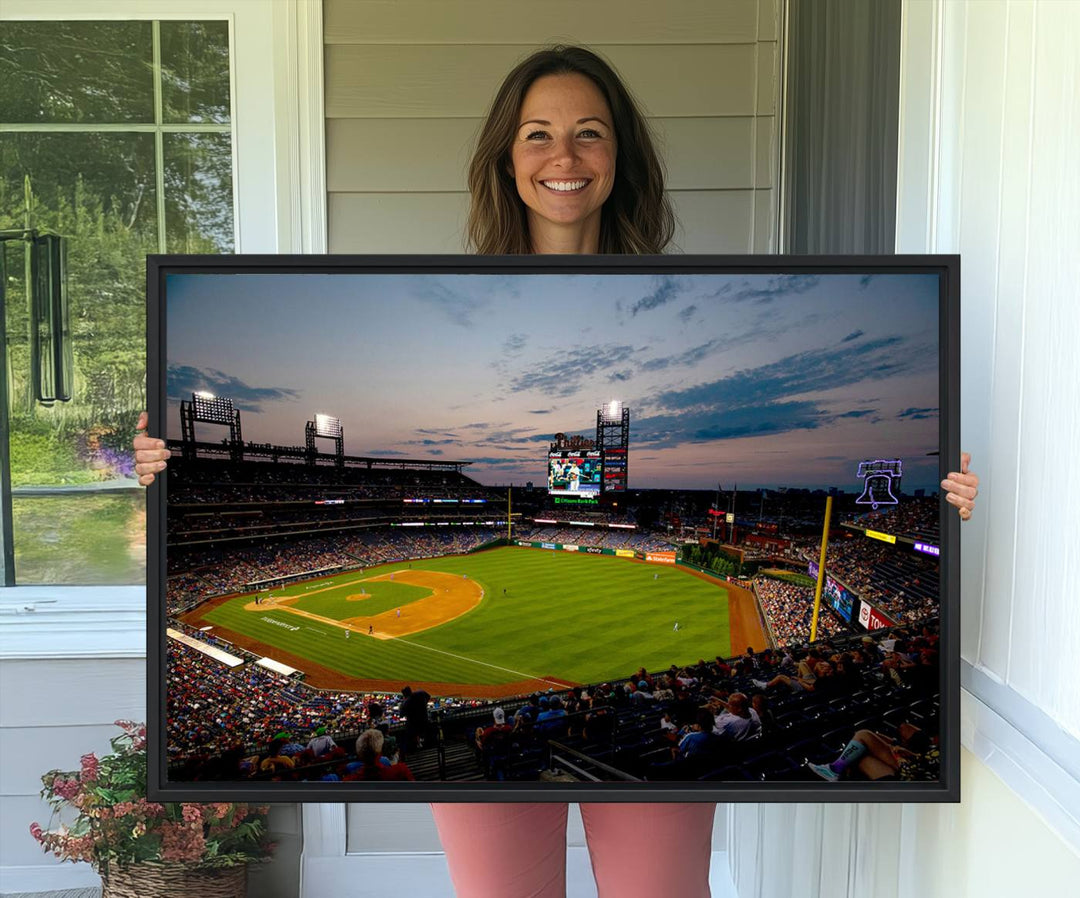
241, 570, 482, 639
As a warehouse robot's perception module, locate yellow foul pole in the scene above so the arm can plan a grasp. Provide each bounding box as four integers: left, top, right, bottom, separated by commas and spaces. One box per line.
809, 495, 833, 643
507, 486, 511, 542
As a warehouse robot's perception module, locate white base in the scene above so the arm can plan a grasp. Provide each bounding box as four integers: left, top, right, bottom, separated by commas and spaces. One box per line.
300, 849, 737, 897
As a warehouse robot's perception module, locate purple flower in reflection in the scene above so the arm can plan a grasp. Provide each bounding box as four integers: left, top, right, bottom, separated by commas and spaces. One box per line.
80, 443, 136, 480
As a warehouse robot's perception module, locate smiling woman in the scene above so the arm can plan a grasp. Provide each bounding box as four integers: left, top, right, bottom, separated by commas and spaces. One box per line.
509, 73, 617, 252
466, 45, 674, 255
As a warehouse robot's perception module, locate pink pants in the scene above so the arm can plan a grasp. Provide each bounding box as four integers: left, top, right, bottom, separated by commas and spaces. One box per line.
431, 802, 716, 898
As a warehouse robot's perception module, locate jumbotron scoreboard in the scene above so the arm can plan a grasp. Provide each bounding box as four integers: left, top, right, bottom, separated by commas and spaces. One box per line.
548, 448, 603, 496
546, 402, 631, 497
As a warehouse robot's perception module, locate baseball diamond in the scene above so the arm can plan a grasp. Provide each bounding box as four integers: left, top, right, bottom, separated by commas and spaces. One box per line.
180, 546, 766, 697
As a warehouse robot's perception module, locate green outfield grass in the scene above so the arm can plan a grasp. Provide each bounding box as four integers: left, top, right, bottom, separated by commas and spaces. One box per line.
198, 547, 732, 693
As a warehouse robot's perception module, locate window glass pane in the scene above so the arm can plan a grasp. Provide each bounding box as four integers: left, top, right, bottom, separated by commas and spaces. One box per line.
12, 492, 145, 585
0, 133, 159, 242
1, 132, 156, 451
2, 131, 154, 584
160, 21, 232, 124
0, 22, 154, 124
164, 133, 235, 253
2, 132, 153, 584
1, 20, 233, 587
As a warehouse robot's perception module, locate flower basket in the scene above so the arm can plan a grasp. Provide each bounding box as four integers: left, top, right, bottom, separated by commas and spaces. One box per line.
31, 721, 274, 890
101, 862, 247, 898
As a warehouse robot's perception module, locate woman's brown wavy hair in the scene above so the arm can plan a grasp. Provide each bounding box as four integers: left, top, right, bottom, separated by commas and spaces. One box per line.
466, 46, 675, 255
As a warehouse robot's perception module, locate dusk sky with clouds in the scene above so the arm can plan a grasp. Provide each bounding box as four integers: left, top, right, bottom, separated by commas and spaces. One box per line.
165, 271, 941, 491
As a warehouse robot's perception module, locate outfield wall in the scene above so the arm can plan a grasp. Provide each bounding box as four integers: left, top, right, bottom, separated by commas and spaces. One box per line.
515, 539, 619, 556
513, 540, 676, 564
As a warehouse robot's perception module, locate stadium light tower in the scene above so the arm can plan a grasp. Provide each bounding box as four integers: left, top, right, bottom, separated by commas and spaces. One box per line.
596, 399, 630, 493
180, 392, 243, 461
306, 412, 345, 466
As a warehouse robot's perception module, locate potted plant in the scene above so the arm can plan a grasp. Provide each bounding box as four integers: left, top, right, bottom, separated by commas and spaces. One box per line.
30, 720, 274, 897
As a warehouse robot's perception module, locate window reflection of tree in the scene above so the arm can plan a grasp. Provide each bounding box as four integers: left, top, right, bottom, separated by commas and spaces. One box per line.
0, 20, 234, 584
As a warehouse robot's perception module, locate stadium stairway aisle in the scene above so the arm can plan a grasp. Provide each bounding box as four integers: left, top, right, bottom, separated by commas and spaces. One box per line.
440, 739, 487, 782
404, 740, 485, 782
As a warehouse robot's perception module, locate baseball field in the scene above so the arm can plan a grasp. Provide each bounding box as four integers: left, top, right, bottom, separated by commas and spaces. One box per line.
180, 546, 767, 698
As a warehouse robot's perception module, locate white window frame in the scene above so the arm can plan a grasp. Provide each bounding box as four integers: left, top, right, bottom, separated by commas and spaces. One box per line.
0, 0, 326, 660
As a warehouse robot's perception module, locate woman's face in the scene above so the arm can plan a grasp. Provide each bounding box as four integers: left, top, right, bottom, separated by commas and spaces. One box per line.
509, 73, 616, 244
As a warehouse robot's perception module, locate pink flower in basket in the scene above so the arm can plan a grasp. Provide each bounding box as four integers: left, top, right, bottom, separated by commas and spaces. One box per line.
52, 777, 80, 801
80, 753, 100, 782
30, 721, 273, 875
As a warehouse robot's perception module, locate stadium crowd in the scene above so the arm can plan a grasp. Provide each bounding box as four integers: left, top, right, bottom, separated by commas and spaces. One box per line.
168, 506, 389, 541
167, 640, 401, 760
168, 638, 488, 764
814, 537, 939, 624
169, 456, 476, 489
336, 528, 502, 563
844, 498, 940, 544
528, 509, 637, 525
166, 619, 941, 785
171, 483, 495, 504
754, 577, 849, 645
166, 572, 220, 607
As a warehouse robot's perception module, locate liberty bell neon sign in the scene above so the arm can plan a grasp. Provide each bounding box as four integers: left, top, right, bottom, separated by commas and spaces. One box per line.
855, 459, 902, 509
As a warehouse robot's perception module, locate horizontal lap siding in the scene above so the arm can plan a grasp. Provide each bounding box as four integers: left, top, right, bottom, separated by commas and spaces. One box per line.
324, 0, 780, 254
324, 1, 761, 45
325, 45, 760, 118
344, 803, 445, 853
330, 191, 469, 253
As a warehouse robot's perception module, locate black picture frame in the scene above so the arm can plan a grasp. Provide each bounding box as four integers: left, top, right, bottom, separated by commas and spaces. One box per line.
147, 253, 960, 803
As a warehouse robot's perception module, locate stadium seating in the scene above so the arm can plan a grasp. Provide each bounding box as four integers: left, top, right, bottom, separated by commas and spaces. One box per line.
166, 619, 939, 785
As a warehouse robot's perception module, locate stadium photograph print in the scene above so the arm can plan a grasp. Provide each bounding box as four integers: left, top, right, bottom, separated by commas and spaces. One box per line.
147, 260, 966, 795
135, 44, 977, 898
